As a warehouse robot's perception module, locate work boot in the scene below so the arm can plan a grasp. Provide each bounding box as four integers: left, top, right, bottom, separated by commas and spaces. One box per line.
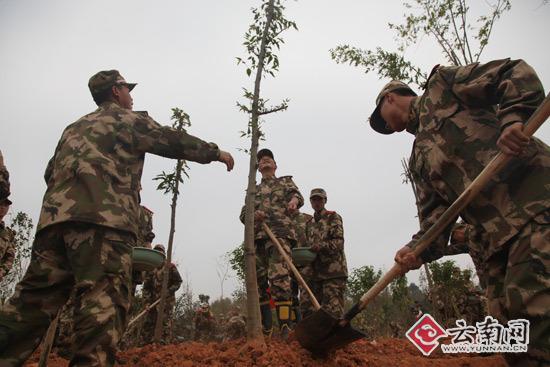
275, 300, 292, 340
279, 323, 291, 340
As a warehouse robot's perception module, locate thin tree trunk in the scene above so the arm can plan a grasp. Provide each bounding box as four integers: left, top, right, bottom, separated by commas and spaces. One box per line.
243, 0, 276, 342
154, 160, 182, 343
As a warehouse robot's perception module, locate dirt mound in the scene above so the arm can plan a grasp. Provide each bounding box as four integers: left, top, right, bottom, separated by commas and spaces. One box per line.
25, 338, 506, 367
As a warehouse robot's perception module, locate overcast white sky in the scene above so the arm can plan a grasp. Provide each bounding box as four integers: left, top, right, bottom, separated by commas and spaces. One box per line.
1, 0, 549, 301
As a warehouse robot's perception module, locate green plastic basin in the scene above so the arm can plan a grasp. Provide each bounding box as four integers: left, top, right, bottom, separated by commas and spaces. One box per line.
132, 247, 166, 271
292, 247, 317, 266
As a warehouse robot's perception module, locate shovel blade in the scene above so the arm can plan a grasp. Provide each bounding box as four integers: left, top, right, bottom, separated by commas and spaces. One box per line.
295, 309, 366, 354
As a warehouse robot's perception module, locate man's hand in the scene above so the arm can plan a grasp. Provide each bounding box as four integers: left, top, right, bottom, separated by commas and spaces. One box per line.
394, 245, 423, 272
254, 210, 266, 223
218, 150, 234, 171
287, 196, 299, 214
497, 122, 529, 156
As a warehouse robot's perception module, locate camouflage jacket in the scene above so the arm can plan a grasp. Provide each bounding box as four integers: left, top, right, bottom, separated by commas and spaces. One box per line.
0, 221, 15, 280
137, 206, 155, 247
293, 212, 313, 248
38, 101, 220, 237
406, 58, 549, 262
143, 262, 183, 300
240, 175, 304, 242
306, 210, 348, 280
0, 150, 9, 201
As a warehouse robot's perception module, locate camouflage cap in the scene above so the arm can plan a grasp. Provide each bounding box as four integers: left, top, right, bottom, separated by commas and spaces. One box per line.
310, 188, 327, 199
154, 244, 166, 252
257, 148, 274, 161
369, 80, 416, 135
88, 70, 137, 96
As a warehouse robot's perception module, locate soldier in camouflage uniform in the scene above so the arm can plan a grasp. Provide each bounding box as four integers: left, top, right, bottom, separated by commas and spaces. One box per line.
0, 70, 234, 366
0, 198, 15, 282
141, 244, 183, 344
239, 148, 304, 338
300, 188, 348, 319
290, 211, 313, 323
369, 59, 549, 366
193, 302, 215, 341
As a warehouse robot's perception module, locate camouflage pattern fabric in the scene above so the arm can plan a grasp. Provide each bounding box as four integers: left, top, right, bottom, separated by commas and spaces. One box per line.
54, 292, 77, 359
444, 222, 490, 289
224, 314, 246, 340
399, 59, 549, 365
0, 150, 9, 201
255, 238, 292, 304
405, 59, 549, 262
0, 222, 15, 281
39, 101, 220, 237
300, 278, 347, 319
291, 212, 312, 321
0, 222, 133, 367
141, 262, 182, 344
239, 175, 304, 242
485, 210, 550, 366
293, 212, 313, 249
306, 210, 348, 280
141, 297, 176, 345
136, 206, 155, 248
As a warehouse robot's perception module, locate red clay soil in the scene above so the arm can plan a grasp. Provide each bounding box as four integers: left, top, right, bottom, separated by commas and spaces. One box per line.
25, 338, 506, 367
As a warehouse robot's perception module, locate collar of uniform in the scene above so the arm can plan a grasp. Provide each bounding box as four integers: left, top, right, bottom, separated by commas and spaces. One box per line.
314, 209, 327, 221
98, 101, 122, 111
261, 175, 277, 183
406, 97, 420, 135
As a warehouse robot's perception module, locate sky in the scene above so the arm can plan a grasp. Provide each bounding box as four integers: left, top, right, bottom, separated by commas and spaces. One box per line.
1, 0, 549, 301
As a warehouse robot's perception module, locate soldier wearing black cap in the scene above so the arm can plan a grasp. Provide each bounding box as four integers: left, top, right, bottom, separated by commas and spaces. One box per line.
369, 59, 550, 366
240, 148, 304, 339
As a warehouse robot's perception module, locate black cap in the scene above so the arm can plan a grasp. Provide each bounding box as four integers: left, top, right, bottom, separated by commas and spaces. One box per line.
369, 81, 417, 135
257, 148, 274, 161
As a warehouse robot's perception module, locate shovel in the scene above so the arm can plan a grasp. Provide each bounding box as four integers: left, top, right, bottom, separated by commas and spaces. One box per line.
261, 223, 323, 314
295, 93, 550, 354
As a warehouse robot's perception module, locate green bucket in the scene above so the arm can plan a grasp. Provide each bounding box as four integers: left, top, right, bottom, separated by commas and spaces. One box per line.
292, 247, 317, 266
132, 247, 166, 272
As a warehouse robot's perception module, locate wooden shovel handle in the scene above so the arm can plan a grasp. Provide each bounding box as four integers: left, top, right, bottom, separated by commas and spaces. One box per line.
262, 223, 322, 310
345, 93, 550, 321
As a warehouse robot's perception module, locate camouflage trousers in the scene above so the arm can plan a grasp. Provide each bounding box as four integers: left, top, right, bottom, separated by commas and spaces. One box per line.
300, 277, 347, 319
0, 222, 133, 367
256, 239, 292, 304
141, 296, 175, 345
486, 212, 550, 366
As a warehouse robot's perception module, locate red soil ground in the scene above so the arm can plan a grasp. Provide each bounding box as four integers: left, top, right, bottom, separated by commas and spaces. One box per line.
25, 338, 506, 367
